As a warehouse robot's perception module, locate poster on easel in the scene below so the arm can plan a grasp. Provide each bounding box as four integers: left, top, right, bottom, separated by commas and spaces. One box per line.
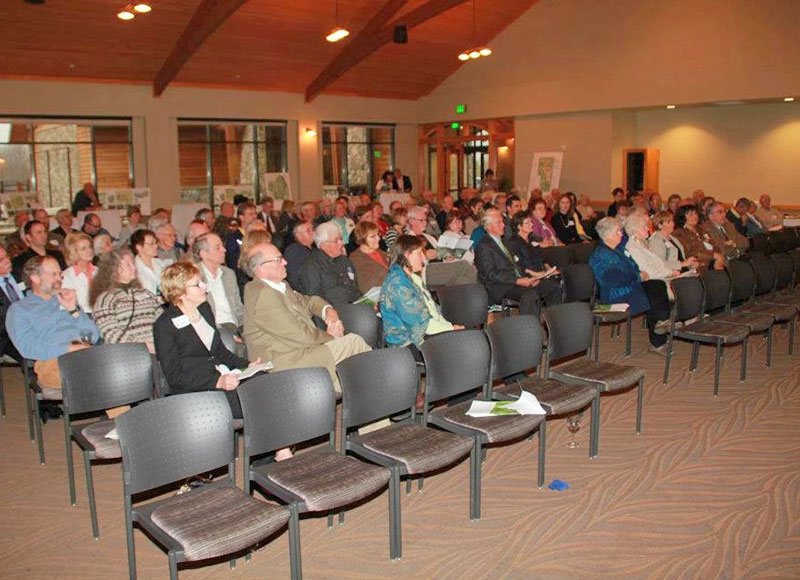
527, 151, 565, 194
262, 173, 292, 202
213, 185, 255, 208
0, 190, 42, 213
98, 188, 151, 215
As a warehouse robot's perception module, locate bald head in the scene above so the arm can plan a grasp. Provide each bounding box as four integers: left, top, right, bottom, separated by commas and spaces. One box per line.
247, 242, 286, 283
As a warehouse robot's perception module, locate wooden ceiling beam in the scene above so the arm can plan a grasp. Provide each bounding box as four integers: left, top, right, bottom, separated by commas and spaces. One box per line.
153, 0, 249, 97
305, 0, 470, 103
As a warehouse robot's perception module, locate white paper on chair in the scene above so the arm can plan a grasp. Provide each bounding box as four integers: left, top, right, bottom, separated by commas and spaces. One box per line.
593, 303, 629, 313
354, 286, 382, 306
466, 390, 547, 417
105, 428, 119, 440
215, 361, 274, 381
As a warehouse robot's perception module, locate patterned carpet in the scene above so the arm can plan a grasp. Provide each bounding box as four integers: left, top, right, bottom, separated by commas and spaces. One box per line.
1, 322, 799, 579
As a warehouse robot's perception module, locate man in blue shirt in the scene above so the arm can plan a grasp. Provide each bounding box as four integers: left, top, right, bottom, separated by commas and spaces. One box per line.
7, 255, 100, 395
0, 245, 24, 365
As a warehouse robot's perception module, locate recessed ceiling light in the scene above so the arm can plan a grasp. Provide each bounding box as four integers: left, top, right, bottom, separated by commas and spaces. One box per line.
117, 9, 135, 20
784, 97, 795, 102
325, 27, 349, 42
666, 105, 676, 109
133, 3, 151, 13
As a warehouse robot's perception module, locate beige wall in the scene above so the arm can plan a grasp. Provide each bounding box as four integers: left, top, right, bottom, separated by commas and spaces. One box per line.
635, 103, 800, 205
514, 111, 613, 199
418, 0, 800, 122
0, 79, 418, 209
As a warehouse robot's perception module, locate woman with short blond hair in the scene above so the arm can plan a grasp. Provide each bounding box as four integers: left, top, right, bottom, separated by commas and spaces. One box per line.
61, 232, 96, 312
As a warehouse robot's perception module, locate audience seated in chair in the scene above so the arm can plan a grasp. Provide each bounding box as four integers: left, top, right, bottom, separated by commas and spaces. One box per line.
349, 221, 390, 294
590, 217, 671, 355
474, 209, 563, 316
130, 228, 166, 299
701, 202, 748, 260
672, 205, 725, 271
284, 220, 315, 290
11, 220, 67, 282
91, 250, 161, 353
299, 221, 361, 307
380, 235, 463, 355
6, 255, 101, 414
191, 233, 243, 332
242, 242, 371, 392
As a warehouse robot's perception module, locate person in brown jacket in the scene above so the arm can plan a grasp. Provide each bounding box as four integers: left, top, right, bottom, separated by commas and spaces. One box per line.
700, 202, 748, 260
242, 242, 370, 391
672, 206, 725, 271
348, 221, 389, 294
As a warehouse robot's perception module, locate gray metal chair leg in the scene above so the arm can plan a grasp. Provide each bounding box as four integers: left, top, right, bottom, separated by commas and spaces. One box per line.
168, 553, 178, 580
590, 394, 600, 458
766, 327, 773, 368
124, 498, 137, 580
24, 370, 34, 441
635, 378, 644, 434
469, 443, 481, 521
64, 420, 76, 505
714, 342, 723, 396
34, 398, 45, 465
288, 505, 302, 580
740, 336, 748, 382
537, 420, 547, 488
690, 342, 700, 372
388, 467, 402, 560
405, 478, 412, 494
662, 338, 673, 385
593, 320, 600, 362
789, 318, 796, 355
83, 452, 99, 539
0, 368, 5, 417
625, 315, 633, 357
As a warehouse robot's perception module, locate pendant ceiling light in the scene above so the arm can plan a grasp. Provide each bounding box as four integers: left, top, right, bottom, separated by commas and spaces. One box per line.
117, 2, 152, 21
458, 0, 491, 62
325, 0, 350, 42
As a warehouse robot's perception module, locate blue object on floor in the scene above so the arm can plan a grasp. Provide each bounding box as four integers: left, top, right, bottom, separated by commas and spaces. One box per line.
548, 479, 570, 491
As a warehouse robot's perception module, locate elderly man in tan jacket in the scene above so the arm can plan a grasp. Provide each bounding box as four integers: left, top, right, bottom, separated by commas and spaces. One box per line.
242, 242, 370, 391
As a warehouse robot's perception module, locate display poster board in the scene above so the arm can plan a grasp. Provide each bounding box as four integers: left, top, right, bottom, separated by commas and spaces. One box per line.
262, 173, 291, 201
527, 151, 565, 194
0, 190, 42, 212
98, 188, 151, 215
213, 185, 255, 208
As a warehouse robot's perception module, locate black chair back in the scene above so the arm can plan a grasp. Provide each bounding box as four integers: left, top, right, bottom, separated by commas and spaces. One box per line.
570, 241, 597, 264
116, 391, 233, 496
790, 248, 800, 285
771, 253, 794, 292
541, 246, 573, 270
671, 276, 704, 321
770, 230, 793, 254
59, 343, 153, 415
747, 252, 777, 295
726, 259, 756, 304
420, 330, 490, 404
700, 270, 731, 313
237, 367, 336, 457
562, 263, 595, 303
337, 303, 383, 349
750, 233, 769, 255
337, 348, 418, 430
436, 283, 489, 328
541, 302, 593, 361
484, 315, 543, 380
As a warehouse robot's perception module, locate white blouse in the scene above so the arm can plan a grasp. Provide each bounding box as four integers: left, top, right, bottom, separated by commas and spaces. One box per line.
61, 265, 97, 313
135, 255, 167, 298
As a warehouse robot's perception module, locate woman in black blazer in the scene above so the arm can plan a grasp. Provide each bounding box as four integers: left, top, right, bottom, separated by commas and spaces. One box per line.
153, 261, 251, 418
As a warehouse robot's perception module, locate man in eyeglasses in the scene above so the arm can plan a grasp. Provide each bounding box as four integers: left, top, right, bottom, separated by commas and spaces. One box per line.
242, 242, 370, 392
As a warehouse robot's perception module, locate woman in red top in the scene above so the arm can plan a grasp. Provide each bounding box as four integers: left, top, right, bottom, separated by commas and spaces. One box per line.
348, 221, 390, 294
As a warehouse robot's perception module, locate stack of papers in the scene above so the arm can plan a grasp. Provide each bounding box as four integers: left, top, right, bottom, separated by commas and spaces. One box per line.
593, 303, 629, 313
216, 361, 274, 381
354, 286, 382, 306
466, 390, 547, 417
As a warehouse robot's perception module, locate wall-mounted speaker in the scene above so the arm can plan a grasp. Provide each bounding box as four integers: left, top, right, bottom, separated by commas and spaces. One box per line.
393, 24, 408, 44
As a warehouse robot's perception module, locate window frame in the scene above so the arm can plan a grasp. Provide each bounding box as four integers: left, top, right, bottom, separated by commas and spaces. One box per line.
321, 122, 396, 195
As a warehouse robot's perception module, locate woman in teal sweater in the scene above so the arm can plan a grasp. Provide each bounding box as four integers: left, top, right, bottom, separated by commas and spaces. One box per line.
380, 235, 463, 351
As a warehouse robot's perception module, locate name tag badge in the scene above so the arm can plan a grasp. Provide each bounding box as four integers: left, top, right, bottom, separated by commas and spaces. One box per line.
172, 315, 191, 329
513, 255, 520, 262
347, 270, 355, 281
567, 220, 574, 227
702, 241, 713, 250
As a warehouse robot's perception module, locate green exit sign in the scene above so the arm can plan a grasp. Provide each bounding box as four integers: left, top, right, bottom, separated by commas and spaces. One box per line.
455, 104, 466, 114
373, 150, 381, 158
450, 122, 461, 130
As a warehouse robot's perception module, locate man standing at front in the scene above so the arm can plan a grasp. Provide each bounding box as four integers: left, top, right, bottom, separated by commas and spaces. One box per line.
242, 243, 370, 391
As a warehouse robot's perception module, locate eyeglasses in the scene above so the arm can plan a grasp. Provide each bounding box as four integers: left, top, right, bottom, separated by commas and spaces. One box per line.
186, 281, 206, 289
258, 255, 284, 266
143, 240, 158, 246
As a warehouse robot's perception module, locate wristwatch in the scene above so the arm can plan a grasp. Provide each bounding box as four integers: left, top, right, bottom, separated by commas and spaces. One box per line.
69, 306, 81, 315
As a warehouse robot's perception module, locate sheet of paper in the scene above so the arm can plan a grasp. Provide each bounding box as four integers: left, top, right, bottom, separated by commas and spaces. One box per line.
466, 390, 547, 417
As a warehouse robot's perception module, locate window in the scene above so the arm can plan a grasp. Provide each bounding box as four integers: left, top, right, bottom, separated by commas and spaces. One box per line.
322, 124, 395, 195
177, 120, 288, 208
0, 118, 133, 208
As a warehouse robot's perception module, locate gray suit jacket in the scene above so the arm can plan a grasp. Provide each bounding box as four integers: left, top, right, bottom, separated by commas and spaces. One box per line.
200, 264, 244, 327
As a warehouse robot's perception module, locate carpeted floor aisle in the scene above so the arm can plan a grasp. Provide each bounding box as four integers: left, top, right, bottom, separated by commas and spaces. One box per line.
1, 322, 799, 579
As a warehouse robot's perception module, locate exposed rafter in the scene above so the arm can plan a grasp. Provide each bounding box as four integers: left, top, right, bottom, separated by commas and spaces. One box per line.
305, 0, 470, 103
153, 0, 249, 97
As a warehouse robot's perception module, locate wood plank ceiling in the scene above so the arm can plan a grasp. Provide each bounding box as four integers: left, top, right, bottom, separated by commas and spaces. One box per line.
0, 0, 538, 100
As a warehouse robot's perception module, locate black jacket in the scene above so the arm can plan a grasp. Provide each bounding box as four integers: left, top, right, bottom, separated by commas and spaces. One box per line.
474, 235, 521, 303
506, 235, 546, 272
11, 248, 67, 282
153, 302, 248, 416
298, 249, 361, 307
551, 212, 582, 245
